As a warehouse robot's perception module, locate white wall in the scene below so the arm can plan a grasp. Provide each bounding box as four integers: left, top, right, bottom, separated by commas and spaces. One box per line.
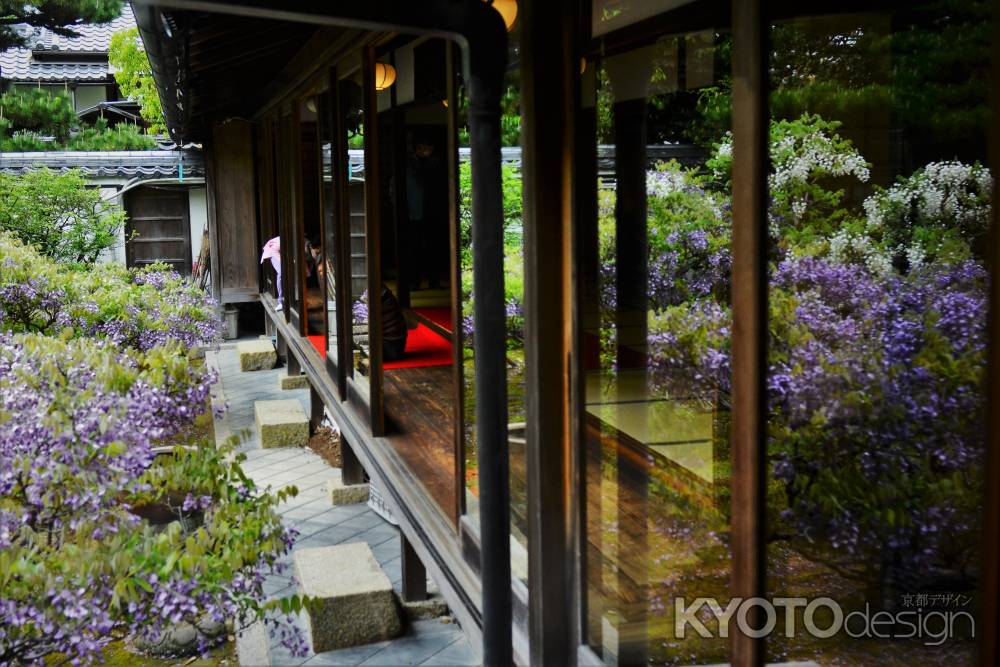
73, 85, 107, 111
188, 187, 207, 270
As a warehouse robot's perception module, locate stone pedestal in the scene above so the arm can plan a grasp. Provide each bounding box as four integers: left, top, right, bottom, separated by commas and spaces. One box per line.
294, 543, 401, 653
327, 477, 369, 505
238, 339, 277, 371
279, 374, 310, 390
254, 399, 309, 448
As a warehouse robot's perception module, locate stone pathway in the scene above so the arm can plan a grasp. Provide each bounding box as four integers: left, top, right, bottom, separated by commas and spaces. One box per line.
208, 341, 479, 666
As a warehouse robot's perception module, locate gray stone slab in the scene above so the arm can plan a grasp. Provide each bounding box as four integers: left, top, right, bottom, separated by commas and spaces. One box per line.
303, 640, 392, 666
295, 543, 402, 654
419, 636, 479, 666
358, 629, 463, 666
235, 620, 271, 667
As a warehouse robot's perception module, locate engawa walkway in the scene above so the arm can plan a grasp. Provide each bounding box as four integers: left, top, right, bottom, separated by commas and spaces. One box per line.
208, 341, 479, 666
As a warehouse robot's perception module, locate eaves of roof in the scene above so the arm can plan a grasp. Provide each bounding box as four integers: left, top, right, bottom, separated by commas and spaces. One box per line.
0, 149, 204, 181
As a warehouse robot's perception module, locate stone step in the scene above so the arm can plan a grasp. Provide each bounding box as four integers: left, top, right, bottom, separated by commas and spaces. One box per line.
254, 399, 309, 449
295, 543, 402, 653
327, 476, 369, 505
237, 339, 277, 371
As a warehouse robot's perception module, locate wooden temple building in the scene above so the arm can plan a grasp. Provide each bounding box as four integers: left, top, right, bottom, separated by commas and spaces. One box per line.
134, 0, 1000, 665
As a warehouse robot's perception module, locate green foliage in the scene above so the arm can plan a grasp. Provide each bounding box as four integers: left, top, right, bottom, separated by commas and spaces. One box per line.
66, 119, 158, 150
0, 131, 50, 151
457, 82, 522, 147
0, 87, 157, 150
0, 87, 76, 140
0, 0, 123, 51
108, 27, 166, 134
0, 168, 126, 264
458, 160, 525, 343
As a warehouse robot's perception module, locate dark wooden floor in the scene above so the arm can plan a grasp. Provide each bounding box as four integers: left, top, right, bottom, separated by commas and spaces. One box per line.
383, 365, 458, 524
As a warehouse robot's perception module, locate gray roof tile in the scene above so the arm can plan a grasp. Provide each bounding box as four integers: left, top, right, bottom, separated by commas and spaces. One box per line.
0, 6, 134, 82
0, 148, 204, 181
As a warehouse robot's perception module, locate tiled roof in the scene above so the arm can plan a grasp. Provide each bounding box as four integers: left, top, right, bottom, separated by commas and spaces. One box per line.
0, 5, 134, 82
0, 148, 204, 181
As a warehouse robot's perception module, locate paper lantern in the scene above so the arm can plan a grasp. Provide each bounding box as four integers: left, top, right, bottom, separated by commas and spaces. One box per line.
374, 62, 396, 91
486, 0, 518, 32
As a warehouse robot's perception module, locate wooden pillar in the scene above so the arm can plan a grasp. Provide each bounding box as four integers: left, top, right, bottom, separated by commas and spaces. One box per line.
730, 1, 768, 665
521, 0, 578, 663
275, 329, 289, 366
341, 434, 365, 486
400, 533, 428, 602
309, 385, 324, 436
287, 349, 301, 376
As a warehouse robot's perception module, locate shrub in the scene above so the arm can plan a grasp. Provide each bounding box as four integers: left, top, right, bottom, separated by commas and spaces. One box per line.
0, 236, 222, 349
0, 168, 126, 264
0, 88, 76, 141
66, 120, 159, 151
0, 235, 305, 663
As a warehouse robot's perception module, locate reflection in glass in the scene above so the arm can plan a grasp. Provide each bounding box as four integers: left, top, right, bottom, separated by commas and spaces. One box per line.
298, 96, 325, 339
341, 77, 371, 397
319, 91, 339, 372
763, 6, 991, 663
379, 39, 462, 524
583, 32, 732, 665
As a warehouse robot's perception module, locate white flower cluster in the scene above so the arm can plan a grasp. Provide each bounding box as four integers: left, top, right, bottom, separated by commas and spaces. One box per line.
770, 133, 871, 191
828, 228, 895, 277
863, 161, 992, 232
646, 168, 689, 199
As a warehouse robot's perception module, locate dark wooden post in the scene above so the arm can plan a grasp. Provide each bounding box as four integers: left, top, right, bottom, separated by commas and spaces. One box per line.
340, 434, 365, 486
521, 0, 578, 663
400, 533, 428, 602
287, 349, 301, 377
730, 1, 769, 665
275, 329, 288, 366
309, 385, 324, 436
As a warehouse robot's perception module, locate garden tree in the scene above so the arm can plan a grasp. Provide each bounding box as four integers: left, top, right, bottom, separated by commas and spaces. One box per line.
0, 237, 308, 664
0, 0, 122, 51
109, 26, 167, 134
0, 168, 126, 264
0, 88, 76, 141
0, 87, 158, 151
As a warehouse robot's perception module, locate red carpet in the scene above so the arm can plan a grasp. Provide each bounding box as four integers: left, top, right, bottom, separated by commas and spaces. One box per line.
413, 307, 452, 334
308, 335, 326, 359
307, 323, 451, 369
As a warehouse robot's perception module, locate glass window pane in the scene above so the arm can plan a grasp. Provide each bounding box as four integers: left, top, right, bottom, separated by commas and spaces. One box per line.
764, 5, 992, 662
320, 90, 340, 373
582, 30, 733, 665
460, 65, 528, 580
378, 40, 462, 525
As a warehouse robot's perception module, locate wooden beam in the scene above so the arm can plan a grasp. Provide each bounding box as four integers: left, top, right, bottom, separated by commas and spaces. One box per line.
729, 1, 768, 665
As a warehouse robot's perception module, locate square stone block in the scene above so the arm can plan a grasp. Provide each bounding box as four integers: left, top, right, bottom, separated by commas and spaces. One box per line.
327, 477, 369, 505
295, 543, 401, 653
280, 374, 310, 390
238, 339, 277, 371
254, 399, 308, 449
